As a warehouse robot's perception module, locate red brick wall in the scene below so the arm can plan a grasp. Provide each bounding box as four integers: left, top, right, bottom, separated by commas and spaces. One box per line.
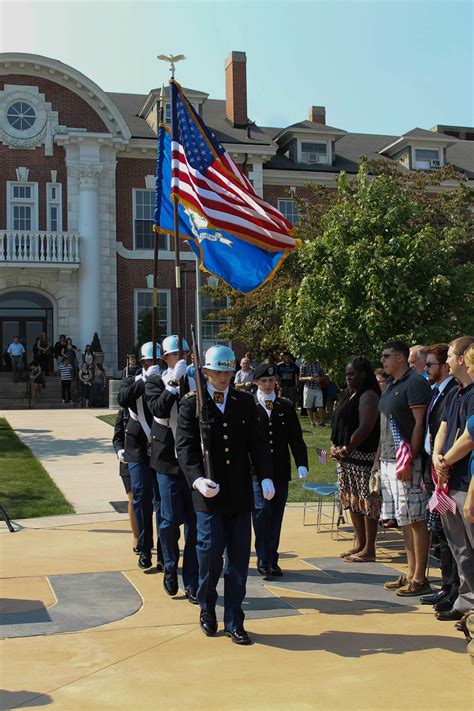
116, 157, 156, 249
0, 144, 68, 231
0, 75, 108, 132
116, 254, 198, 369
225, 53, 247, 127
263, 184, 318, 208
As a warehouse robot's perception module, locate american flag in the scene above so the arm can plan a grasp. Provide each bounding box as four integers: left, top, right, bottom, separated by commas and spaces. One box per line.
388, 416, 414, 479
169, 80, 297, 252
316, 448, 328, 465
428, 465, 457, 516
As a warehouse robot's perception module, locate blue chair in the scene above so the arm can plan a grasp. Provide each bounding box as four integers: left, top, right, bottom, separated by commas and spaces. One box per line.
302, 482, 344, 539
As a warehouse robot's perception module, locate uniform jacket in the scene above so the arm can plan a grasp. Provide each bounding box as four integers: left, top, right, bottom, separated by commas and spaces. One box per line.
254, 395, 308, 484
144, 373, 193, 474
112, 407, 130, 477
175, 387, 273, 514
118, 374, 154, 464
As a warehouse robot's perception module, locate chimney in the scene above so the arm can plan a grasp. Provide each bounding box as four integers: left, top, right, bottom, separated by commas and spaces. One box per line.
308, 106, 326, 125
225, 51, 248, 128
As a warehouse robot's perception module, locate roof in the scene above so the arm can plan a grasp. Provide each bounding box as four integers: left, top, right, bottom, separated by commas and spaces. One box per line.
107, 91, 474, 177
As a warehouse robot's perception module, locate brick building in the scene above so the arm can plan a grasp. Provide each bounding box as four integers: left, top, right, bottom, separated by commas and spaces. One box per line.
1, 51, 473, 373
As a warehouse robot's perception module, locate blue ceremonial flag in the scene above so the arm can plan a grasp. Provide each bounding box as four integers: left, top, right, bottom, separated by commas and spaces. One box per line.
154, 81, 299, 294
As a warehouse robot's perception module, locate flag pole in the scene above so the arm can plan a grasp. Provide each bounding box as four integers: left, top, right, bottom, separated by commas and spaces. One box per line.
170, 71, 183, 358
151, 85, 165, 365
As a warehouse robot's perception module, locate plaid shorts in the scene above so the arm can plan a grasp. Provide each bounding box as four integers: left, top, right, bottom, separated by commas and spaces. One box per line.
380, 458, 427, 526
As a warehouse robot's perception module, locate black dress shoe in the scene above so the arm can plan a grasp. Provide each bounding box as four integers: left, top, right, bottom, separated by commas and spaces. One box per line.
156, 560, 164, 572
270, 564, 283, 577
435, 608, 464, 621
163, 569, 179, 596
257, 560, 271, 576
138, 552, 152, 569
133, 546, 140, 555
199, 611, 218, 637
185, 587, 198, 604
225, 628, 252, 645
435, 598, 458, 613
420, 589, 449, 605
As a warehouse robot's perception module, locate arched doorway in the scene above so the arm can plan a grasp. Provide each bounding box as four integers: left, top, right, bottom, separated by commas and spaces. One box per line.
0, 290, 54, 365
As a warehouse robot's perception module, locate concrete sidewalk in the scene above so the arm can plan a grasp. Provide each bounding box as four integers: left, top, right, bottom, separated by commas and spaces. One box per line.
1, 408, 125, 514
0, 410, 471, 710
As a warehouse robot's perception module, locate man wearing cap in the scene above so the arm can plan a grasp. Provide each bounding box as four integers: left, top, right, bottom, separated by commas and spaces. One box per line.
118, 342, 163, 571
144, 335, 199, 604
176, 345, 275, 645
252, 362, 309, 577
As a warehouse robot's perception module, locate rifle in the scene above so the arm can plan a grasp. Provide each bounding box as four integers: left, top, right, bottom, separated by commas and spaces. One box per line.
191, 324, 214, 482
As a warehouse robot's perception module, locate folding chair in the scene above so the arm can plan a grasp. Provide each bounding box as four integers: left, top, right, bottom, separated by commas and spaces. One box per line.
302, 482, 344, 539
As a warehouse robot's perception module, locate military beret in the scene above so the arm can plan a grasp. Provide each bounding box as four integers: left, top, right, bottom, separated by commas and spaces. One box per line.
254, 362, 277, 380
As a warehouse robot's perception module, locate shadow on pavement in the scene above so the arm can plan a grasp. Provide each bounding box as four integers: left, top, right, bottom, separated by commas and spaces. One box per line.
0, 690, 53, 708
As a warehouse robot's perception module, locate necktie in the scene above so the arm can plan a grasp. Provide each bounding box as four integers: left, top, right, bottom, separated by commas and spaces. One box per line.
265, 400, 273, 411
426, 385, 439, 420
213, 392, 224, 404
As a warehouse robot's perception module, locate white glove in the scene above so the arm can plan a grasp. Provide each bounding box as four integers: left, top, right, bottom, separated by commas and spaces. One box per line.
172, 359, 188, 382
193, 477, 220, 498
117, 449, 127, 464
261, 479, 275, 500
145, 364, 161, 379
298, 466, 309, 480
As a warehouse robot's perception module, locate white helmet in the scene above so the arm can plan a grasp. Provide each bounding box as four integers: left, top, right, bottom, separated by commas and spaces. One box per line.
204, 345, 236, 372
162, 335, 190, 356
140, 342, 161, 361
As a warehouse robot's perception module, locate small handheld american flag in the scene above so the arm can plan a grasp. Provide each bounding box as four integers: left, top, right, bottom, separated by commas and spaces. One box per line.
316, 448, 328, 465
428, 465, 456, 516
388, 416, 414, 479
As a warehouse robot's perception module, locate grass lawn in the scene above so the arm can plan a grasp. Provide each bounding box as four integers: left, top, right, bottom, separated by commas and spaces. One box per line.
99, 412, 335, 503
0, 418, 74, 519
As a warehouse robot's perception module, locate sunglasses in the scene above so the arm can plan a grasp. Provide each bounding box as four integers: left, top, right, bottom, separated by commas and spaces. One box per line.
425, 362, 440, 368
381, 352, 398, 360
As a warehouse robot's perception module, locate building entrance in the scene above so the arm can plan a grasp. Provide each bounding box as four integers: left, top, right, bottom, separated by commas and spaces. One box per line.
0, 291, 54, 367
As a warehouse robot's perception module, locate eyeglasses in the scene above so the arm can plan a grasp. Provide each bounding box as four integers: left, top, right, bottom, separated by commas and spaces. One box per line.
425, 362, 440, 368
381, 352, 397, 360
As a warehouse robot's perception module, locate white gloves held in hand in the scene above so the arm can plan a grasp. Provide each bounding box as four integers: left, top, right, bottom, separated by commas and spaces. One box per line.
261, 478, 275, 500
193, 477, 220, 498
145, 364, 161, 379
117, 449, 127, 464
171, 359, 188, 382
297, 466, 309, 480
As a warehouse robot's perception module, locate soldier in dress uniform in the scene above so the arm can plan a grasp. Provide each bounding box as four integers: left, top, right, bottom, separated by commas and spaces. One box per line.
175, 345, 275, 645
144, 335, 199, 603
252, 362, 309, 577
118, 342, 163, 571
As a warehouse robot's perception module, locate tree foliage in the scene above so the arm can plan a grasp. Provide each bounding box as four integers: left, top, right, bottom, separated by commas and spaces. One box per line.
281, 162, 473, 374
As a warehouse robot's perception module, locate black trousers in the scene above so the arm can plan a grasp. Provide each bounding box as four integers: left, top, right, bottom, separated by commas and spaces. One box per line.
61, 381, 72, 402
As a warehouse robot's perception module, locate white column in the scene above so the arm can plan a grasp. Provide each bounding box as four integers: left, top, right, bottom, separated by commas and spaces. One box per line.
78, 164, 102, 350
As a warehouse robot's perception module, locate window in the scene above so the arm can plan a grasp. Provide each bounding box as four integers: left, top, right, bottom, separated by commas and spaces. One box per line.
133, 189, 169, 250
278, 198, 298, 225
301, 141, 328, 164
7, 182, 38, 231
46, 183, 62, 232
135, 290, 170, 342
415, 148, 440, 170
201, 294, 228, 345
7, 101, 36, 131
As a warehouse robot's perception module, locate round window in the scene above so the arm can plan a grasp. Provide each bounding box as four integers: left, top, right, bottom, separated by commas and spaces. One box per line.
6, 101, 36, 131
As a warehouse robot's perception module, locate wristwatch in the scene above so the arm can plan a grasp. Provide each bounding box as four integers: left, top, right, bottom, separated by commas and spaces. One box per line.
167, 378, 179, 387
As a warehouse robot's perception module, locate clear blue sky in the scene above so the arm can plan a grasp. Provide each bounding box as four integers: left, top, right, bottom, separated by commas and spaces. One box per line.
1, 0, 472, 135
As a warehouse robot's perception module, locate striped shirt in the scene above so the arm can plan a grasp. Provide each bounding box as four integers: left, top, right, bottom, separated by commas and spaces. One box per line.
57, 363, 73, 381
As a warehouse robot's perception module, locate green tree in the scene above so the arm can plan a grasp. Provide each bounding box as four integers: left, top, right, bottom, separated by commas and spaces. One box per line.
281, 162, 473, 375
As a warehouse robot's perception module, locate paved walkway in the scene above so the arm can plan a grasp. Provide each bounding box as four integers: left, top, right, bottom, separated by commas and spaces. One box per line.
1, 408, 125, 514
0, 410, 472, 710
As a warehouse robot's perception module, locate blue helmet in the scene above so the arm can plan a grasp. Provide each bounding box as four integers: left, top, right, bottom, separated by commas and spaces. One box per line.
204, 345, 236, 372
162, 335, 190, 356
140, 342, 161, 361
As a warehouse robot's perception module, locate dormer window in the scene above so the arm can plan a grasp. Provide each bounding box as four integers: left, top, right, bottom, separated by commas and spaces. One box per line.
414, 148, 441, 170
301, 141, 328, 164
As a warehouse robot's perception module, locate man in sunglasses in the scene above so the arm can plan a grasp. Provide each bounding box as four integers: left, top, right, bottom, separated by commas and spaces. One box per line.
377, 340, 432, 596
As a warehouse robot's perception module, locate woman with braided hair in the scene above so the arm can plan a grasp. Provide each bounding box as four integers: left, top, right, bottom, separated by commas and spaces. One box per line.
331, 356, 381, 562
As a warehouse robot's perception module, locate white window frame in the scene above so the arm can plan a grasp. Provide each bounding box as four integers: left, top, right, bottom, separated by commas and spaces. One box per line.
46, 182, 62, 232
132, 188, 170, 251
134, 288, 171, 344
201, 293, 229, 348
6, 181, 39, 231
298, 139, 330, 165
277, 198, 298, 225
412, 146, 442, 170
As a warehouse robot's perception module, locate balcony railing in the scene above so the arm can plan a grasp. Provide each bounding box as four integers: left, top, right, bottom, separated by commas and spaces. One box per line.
0, 231, 80, 265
